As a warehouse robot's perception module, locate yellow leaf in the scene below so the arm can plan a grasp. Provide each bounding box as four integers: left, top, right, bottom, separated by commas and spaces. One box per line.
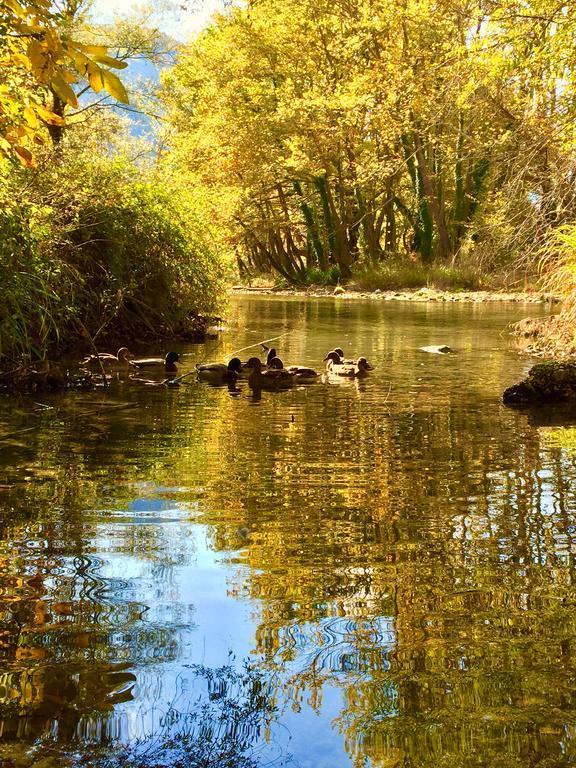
10, 53, 32, 71
90, 53, 129, 70
23, 107, 37, 128
62, 69, 78, 84
27, 40, 51, 82
86, 61, 104, 93
50, 74, 78, 108
101, 69, 129, 104
77, 44, 108, 57
4, 0, 26, 18
35, 105, 65, 126
68, 48, 90, 73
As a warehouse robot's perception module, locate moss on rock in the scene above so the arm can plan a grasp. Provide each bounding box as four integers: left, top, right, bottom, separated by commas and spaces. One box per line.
503, 361, 576, 405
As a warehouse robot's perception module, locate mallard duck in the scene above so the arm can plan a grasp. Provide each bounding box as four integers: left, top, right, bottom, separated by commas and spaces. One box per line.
248, 358, 296, 389
240, 347, 277, 374
333, 347, 356, 365
130, 351, 180, 372
269, 356, 319, 383
324, 351, 373, 377
81, 347, 133, 368
196, 357, 242, 382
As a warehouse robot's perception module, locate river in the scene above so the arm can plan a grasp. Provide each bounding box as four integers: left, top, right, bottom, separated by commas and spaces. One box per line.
1, 295, 575, 768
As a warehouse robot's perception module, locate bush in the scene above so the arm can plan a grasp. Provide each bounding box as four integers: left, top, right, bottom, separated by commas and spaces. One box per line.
0, 153, 224, 360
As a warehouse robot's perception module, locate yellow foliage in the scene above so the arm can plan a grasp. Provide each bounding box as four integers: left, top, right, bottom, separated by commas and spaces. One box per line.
0, 0, 130, 162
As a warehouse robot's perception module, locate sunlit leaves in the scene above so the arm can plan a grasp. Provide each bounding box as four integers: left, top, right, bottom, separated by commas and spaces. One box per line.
0, 0, 130, 162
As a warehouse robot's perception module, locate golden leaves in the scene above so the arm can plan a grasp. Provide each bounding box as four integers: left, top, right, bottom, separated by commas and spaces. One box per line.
1, 0, 131, 163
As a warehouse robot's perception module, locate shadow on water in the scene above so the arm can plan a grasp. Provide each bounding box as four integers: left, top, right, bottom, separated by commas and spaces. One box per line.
1, 296, 576, 767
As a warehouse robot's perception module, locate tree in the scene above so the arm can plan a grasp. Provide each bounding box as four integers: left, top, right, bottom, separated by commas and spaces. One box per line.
0, 0, 128, 164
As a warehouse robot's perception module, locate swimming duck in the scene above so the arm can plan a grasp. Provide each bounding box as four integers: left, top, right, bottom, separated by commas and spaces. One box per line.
324, 351, 373, 377
248, 358, 296, 389
196, 357, 242, 382
269, 357, 319, 383
240, 347, 277, 374
333, 347, 356, 365
81, 347, 133, 368
130, 351, 180, 372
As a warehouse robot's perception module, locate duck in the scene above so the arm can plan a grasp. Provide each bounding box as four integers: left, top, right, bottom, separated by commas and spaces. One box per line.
239, 347, 277, 375
81, 347, 133, 368
248, 358, 296, 390
129, 351, 180, 372
196, 357, 242, 383
268, 357, 319, 383
333, 347, 356, 365
324, 351, 373, 377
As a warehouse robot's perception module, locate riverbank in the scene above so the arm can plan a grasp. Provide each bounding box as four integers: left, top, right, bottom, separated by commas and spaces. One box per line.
232, 285, 559, 304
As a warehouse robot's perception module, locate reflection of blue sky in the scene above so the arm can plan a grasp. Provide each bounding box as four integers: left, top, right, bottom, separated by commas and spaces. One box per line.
86, 507, 354, 765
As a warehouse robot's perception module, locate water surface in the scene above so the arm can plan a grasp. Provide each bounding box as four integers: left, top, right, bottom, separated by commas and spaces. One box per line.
1, 296, 575, 768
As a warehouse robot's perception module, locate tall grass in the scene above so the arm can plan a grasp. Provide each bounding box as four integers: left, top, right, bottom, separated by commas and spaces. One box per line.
540, 225, 576, 327
349, 259, 488, 292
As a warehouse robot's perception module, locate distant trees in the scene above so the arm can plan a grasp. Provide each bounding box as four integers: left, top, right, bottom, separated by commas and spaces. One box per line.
162, 0, 576, 284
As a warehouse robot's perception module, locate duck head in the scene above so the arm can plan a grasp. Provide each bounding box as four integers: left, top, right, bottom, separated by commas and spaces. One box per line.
357, 357, 373, 371
266, 347, 277, 365
249, 358, 263, 373
165, 351, 180, 365
227, 357, 243, 373
334, 347, 345, 360
116, 347, 133, 362
323, 351, 342, 366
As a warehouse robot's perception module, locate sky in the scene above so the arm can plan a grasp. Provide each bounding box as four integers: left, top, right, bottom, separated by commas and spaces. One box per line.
89, 0, 224, 41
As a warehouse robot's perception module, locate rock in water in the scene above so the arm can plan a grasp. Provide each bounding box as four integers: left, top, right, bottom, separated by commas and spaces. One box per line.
419, 345, 452, 354
503, 361, 576, 404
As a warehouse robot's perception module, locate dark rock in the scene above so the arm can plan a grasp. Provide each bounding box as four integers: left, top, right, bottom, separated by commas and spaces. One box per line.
503, 361, 576, 405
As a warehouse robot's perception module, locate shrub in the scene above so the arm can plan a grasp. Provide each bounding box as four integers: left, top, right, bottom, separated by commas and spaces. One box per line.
0, 154, 224, 360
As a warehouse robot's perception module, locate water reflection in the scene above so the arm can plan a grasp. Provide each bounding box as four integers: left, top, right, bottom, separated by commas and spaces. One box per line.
2, 296, 576, 767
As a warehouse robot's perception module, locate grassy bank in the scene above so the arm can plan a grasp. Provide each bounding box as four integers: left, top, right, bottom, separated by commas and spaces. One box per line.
238, 260, 538, 294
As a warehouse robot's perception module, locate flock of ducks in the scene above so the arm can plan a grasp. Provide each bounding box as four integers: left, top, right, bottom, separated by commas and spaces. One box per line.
80, 345, 374, 390
196, 346, 374, 390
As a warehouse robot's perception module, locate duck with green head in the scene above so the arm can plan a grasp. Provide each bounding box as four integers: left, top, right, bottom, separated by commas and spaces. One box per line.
130, 351, 180, 373
196, 357, 243, 383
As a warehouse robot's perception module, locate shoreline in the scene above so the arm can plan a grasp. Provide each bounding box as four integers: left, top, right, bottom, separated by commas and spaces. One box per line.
231, 286, 559, 304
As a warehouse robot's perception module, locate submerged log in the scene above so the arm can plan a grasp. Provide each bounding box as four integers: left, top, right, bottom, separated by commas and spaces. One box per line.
503, 361, 576, 405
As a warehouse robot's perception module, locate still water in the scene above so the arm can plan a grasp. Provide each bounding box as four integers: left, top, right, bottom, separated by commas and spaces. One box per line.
1, 295, 575, 767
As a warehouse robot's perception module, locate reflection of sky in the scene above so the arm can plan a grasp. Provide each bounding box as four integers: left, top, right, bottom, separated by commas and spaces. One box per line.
87, 500, 356, 765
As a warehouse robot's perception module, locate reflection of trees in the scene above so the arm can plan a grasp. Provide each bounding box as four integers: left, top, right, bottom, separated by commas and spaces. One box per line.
198, 299, 576, 767
0, 297, 569, 765
0, 389, 205, 745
